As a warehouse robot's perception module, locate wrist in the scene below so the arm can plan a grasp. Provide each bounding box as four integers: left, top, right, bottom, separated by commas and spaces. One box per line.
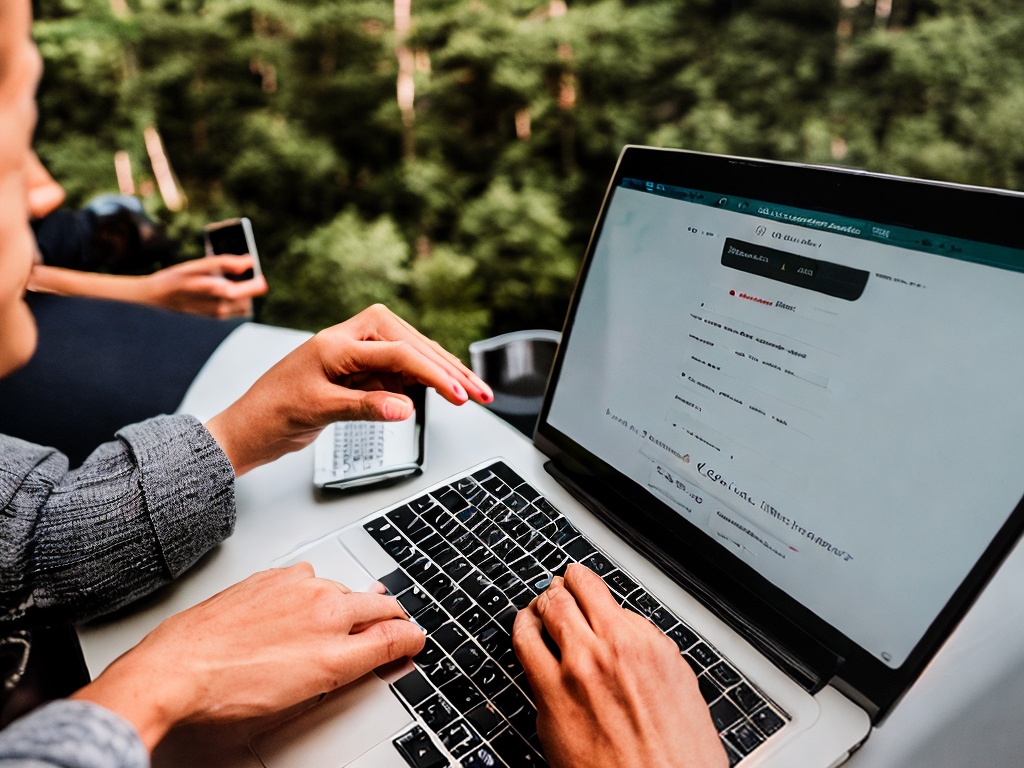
70, 648, 190, 753
206, 406, 260, 477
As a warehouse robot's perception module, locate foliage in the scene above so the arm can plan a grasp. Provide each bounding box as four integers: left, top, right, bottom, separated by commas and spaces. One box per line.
30, 0, 1024, 358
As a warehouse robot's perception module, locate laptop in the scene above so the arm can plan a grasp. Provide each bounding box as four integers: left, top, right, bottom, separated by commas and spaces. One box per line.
251, 147, 1024, 767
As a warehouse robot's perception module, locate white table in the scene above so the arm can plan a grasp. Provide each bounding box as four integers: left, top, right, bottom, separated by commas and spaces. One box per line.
76, 324, 1024, 767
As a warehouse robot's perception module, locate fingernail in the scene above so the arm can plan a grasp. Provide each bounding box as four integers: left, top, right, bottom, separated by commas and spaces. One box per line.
452, 380, 468, 401
383, 396, 410, 420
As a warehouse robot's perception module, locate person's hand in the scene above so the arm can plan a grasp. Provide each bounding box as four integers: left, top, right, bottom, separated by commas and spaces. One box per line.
138, 255, 268, 318
71, 563, 425, 752
512, 564, 728, 768
205, 303, 493, 476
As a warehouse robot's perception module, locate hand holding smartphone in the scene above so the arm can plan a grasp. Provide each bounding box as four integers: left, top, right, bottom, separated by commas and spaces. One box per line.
203, 217, 262, 281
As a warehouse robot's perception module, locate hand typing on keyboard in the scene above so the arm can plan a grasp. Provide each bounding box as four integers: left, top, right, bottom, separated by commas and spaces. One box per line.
206, 304, 493, 476
513, 564, 728, 768
71, 563, 425, 751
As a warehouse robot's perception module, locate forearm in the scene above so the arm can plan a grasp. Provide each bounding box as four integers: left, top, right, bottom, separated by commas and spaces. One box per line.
0, 416, 236, 627
27, 266, 154, 305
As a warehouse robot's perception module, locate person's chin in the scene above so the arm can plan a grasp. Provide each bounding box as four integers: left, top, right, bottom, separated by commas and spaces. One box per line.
0, 301, 37, 378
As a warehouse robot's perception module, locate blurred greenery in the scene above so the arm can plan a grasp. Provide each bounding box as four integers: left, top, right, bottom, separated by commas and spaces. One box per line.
30, 0, 1024, 358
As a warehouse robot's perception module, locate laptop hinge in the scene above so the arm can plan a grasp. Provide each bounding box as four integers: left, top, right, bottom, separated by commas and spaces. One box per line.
544, 458, 840, 694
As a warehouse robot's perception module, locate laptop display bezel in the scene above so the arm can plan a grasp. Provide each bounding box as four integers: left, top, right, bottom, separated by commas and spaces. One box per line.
534, 146, 1024, 721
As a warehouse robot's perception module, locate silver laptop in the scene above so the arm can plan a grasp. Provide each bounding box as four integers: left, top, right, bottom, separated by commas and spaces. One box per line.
252, 147, 1024, 767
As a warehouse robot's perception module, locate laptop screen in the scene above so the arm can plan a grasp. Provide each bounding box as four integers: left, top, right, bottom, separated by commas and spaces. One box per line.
539, 150, 1024, 692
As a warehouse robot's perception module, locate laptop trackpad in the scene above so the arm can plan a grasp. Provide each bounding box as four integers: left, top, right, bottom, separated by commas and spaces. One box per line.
249, 672, 413, 767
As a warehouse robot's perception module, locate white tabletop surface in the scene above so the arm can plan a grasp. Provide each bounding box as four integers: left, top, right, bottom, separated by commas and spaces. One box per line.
76, 323, 1024, 768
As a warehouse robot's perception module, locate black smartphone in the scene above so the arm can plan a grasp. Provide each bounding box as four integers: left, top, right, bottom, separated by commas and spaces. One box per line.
202, 217, 262, 281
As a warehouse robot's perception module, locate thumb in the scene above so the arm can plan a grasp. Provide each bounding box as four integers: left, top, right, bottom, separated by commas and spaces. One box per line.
349, 390, 415, 422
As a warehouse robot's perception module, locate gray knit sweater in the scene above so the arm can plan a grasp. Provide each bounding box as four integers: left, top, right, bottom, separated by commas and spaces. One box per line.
0, 414, 236, 627
0, 414, 237, 766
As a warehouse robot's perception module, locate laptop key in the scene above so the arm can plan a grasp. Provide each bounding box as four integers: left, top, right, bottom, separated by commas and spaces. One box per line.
433, 622, 471, 654
455, 505, 483, 528
413, 637, 444, 667
392, 725, 447, 768
628, 597, 678, 632
436, 488, 470, 513
475, 659, 509, 699
698, 673, 722, 705
465, 702, 505, 738
489, 727, 545, 767
461, 573, 491, 600
415, 604, 447, 633
508, 587, 534, 610
423, 655, 460, 687
420, 570, 457, 600
387, 505, 419, 532
461, 744, 503, 767
460, 608, 489, 634
440, 589, 473, 618
729, 682, 765, 715
452, 642, 487, 677
725, 721, 765, 756
689, 642, 720, 669
504, 492, 530, 514
710, 697, 743, 732
474, 621, 507, 656
439, 719, 482, 758
510, 556, 546, 585
708, 662, 742, 689
578, 552, 614, 577
564, 537, 596, 562
493, 570, 523, 595
491, 684, 531, 720
408, 495, 436, 514
494, 605, 519, 634
665, 622, 699, 652
379, 569, 413, 596
479, 476, 513, 499
751, 707, 785, 736
489, 462, 527, 489
479, 558, 507, 582
393, 669, 434, 707
398, 586, 430, 616
604, 570, 640, 600
416, 694, 458, 731
425, 540, 460, 569
477, 586, 509, 616
442, 556, 474, 583
515, 482, 542, 504
441, 676, 485, 712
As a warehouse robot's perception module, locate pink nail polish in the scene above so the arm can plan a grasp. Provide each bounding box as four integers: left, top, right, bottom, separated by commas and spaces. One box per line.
453, 381, 468, 401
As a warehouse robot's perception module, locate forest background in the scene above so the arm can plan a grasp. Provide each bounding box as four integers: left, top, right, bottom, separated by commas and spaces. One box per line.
31, 0, 1024, 358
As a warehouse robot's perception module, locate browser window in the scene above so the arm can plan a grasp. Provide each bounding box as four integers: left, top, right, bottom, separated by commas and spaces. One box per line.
548, 179, 1024, 668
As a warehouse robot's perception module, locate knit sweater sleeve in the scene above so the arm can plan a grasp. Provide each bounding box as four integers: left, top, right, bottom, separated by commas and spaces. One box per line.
0, 415, 235, 627
0, 700, 147, 768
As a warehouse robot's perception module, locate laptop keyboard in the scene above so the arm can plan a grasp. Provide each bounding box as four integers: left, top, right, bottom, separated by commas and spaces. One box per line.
362, 460, 789, 767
